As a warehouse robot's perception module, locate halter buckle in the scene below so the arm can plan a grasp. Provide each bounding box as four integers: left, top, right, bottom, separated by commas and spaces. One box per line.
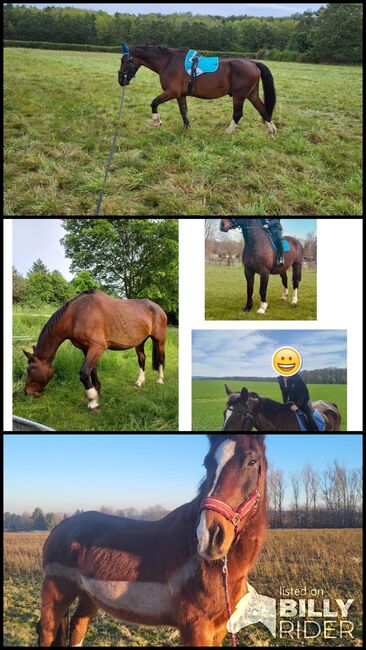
232, 513, 241, 528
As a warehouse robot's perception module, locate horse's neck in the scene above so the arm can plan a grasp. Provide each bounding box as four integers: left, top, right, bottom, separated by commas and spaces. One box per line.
253, 399, 280, 432
137, 49, 170, 74
36, 323, 67, 362
242, 219, 263, 248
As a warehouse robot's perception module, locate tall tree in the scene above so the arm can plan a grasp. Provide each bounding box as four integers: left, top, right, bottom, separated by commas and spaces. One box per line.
31, 507, 48, 530
13, 266, 27, 303
61, 219, 178, 319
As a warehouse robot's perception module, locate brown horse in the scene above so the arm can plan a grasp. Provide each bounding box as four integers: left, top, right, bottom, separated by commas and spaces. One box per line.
223, 386, 341, 432
23, 290, 167, 410
37, 434, 267, 647
118, 44, 277, 136
221, 219, 304, 315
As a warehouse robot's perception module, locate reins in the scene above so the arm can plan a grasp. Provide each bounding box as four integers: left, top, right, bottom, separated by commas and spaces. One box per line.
95, 74, 127, 216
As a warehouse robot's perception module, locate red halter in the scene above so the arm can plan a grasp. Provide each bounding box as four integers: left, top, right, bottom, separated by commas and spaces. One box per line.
199, 469, 261, 533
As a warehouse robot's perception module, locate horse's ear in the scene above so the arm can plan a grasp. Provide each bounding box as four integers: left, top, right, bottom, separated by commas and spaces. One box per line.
23, 349, 33, 361
240, 388, 249, 403
225, 384, 233, 396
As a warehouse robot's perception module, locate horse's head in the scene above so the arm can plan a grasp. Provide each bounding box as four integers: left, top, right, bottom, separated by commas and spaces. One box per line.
223, 385, 258, 431
197, 434, 266, 562
220, 218, 239, 233
118, 44, 140, 87
23, 348, 54, 396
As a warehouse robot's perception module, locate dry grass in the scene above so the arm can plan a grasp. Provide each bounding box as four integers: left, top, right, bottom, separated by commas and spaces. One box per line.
3, 529, 363, 646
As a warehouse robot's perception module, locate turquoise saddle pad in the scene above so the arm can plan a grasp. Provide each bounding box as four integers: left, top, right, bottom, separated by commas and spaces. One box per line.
185, 49, 219, 76
266, 231, 291, 253
295, 410, 326, 431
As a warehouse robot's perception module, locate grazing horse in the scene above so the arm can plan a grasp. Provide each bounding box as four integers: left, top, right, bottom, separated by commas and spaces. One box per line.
220, 218, 304, 315
23, 290, 167, 411
223, 386, 341, 432
118, 44, 277, 136
38, 434, 267, 647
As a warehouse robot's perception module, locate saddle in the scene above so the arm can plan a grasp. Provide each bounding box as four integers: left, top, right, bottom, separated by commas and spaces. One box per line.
295, 409, 326, 432
185, 49, 219, 94
265, 230, 290, 254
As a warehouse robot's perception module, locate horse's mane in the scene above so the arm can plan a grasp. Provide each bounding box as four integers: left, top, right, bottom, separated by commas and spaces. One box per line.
138, 44, 187, 54
36, 290, 96, 353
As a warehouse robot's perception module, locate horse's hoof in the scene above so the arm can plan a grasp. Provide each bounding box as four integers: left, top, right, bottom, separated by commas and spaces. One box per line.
88, 403, 100, 412
257, 308, 266, 315
156, 379, 164, 385
243, 307, 253, 313
134, 382, 145, 388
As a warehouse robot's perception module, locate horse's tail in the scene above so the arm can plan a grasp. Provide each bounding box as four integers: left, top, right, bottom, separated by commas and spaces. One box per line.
254, 61, 276, 120
36, 611, 70, 646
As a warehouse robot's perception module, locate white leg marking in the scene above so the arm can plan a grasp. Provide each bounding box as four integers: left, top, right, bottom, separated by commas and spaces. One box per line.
265, 121, 277, 138
226, 119, 237, 135
292, 289, 298, 305
135, 369, 146, 388
157, 364, 164, 385
71, 640, 85, 648
152, 113, 162, 127
282, 288, 289, 301
257, 302, 268, 315
86, 387, 99, 410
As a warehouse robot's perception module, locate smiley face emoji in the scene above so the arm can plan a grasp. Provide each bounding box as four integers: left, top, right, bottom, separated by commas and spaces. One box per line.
272, 347, 303, 377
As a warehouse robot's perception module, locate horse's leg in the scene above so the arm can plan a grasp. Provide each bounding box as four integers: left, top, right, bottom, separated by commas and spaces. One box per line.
292, 261, 302, 305
80, 347, 104, 410
177, 96, 190, 128
248, 85, 277, 138
243, 267, 255, 312
70, 593, 98, 647
258, 271, 270, 314
135, 342, 146, 387
226, 95, 245, 134
39, 576, 78, 647
280, 270, 289, 301
152, 337, 166, 385
151, 89, 178, 127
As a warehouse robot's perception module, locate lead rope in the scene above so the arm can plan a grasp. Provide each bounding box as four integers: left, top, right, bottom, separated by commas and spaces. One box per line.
222, 556, 237, 647
95, 75, 127, 216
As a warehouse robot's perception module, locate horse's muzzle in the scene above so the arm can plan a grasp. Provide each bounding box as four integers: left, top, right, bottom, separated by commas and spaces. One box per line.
118, 72, 129, 87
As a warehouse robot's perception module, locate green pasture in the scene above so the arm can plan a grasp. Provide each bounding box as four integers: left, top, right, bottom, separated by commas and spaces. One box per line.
4, 48, 362, 215
206, 265, 317, 320
192, 380, 347, 431
13, 306, 178, 431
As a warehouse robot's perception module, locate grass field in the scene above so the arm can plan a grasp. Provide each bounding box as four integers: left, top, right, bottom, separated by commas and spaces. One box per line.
13, 305, 178, 431
192, 380, 347, 431
4, 48, 362, 216
4, 529, 362, 646
206, 264, 317, 320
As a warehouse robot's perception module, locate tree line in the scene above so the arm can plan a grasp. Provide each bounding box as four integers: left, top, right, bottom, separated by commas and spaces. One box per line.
195, 368, 347, 384
4, 3, 363, 64
4, 505, 170, 531
268, 461, 362, 529
13, 219, 179, 323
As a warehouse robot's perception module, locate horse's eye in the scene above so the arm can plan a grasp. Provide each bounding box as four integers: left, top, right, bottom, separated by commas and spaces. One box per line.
248, 459, 257, 466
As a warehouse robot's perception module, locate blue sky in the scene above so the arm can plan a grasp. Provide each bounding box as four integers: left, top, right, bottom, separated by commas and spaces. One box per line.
4, 434, 362, 513
193, 330, 347, 378
13, 219, 73, 280
19, 3, 325, 17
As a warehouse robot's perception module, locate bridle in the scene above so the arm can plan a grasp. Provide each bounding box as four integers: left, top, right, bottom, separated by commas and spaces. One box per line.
118, 49, 139, 86
199, 465, 262, 536
199, 463, 262, 648
223, 404, 255, 432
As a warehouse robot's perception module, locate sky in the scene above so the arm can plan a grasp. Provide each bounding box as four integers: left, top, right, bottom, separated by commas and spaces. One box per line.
13, 219, 73, 280
18, 3, 325, 17
192, 330, 347, 378
4, 434, 362, 513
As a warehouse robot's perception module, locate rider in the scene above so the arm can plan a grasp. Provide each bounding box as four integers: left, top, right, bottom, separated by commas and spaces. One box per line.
262, 219, 284, 265
278, 374, 319, 431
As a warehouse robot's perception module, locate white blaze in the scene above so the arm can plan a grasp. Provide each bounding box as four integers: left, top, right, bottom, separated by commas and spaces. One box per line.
196, 439, 237, 554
